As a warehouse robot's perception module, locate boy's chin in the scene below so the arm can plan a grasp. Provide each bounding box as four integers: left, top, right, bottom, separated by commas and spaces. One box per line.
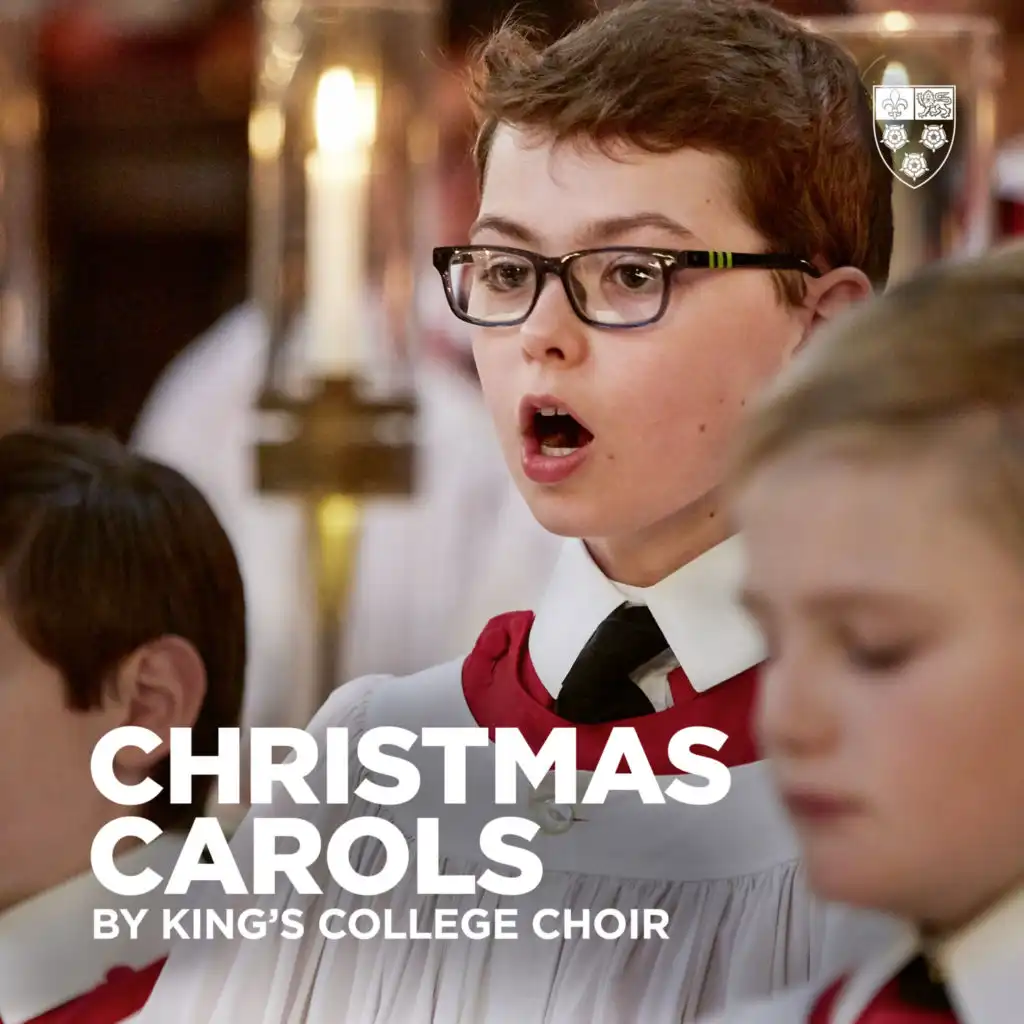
518, 489, 615, 540
805, 855, 902, 917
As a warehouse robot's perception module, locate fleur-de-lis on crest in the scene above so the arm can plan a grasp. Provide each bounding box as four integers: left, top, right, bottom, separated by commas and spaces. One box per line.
881, 89, 908, 118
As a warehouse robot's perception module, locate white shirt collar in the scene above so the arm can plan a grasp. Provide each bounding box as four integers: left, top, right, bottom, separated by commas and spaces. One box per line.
829, 886, 1024, 1024
937, 885, 1024, 1024
528, 535, 765, 698
0, 833, 183, 1024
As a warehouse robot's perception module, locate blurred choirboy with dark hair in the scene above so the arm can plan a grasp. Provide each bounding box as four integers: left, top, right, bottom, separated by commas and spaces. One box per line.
0, 425, 245, 1023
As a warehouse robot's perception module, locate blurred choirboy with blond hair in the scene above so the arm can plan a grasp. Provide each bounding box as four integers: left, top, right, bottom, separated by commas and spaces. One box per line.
722, 243, 1024, 1023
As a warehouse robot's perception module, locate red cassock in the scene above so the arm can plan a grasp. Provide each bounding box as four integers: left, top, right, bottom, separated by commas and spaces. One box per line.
15, 962, 164, 1024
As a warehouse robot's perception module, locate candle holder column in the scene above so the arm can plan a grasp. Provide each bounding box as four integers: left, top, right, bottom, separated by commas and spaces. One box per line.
251, 0, 440, 714
0, 4, 45, 433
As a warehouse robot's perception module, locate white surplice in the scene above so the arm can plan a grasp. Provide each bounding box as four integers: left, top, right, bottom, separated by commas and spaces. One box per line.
135, 537, 895, 1024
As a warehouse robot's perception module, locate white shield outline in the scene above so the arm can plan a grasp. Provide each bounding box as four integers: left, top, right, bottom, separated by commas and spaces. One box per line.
872, 85, 956, 191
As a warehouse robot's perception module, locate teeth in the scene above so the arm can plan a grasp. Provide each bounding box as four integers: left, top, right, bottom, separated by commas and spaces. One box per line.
536, 406, 572, 417
540, 444, 578, 457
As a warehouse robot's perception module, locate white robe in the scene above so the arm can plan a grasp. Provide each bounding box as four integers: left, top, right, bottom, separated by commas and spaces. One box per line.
136, 538, 895, 1024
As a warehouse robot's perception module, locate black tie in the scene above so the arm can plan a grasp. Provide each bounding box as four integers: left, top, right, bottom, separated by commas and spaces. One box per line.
553, 604, 668, 724
897, 955, 953, 1012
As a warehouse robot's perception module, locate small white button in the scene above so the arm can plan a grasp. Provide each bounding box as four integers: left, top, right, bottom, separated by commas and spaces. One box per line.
527, 775, 577, 835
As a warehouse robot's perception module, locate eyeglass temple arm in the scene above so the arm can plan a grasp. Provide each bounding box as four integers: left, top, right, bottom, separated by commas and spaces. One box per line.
692, 251, 821, 277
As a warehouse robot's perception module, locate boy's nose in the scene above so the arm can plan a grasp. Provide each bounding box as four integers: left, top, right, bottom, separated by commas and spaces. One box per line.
518, 279, 588, 367
756, 655, 839, 759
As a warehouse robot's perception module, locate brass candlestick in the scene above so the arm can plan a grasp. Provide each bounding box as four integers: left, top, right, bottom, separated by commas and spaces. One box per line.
255, 378, 416, 706
250, 0, 439, 714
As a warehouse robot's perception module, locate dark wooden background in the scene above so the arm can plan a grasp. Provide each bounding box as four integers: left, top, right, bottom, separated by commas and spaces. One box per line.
41, 0, 252, 439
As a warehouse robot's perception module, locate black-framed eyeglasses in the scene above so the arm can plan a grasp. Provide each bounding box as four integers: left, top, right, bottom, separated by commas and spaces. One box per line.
432, 245, 821, 329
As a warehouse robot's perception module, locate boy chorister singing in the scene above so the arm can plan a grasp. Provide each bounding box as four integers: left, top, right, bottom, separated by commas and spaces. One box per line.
720, 244, 1024, 1024
138, 2, 898, 1022
0, 426, 245, 1023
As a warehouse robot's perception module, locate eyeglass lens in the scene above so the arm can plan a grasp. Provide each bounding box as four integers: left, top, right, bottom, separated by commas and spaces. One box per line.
447, 248, 669, 326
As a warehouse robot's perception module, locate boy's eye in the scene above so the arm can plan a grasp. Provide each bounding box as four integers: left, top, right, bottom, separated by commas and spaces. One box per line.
844, 640, 915, 674
605, 260, 663, 292
479, 261, 532, 292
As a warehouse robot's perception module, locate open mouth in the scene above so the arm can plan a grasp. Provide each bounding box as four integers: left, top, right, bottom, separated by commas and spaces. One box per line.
525, 402, 595, 458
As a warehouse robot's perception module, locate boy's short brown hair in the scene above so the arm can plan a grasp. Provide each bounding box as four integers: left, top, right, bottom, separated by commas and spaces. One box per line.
0, 425, 246, 829
469, 0, 894, 299
444, 0, 589, 58
732, 243, 1024, 551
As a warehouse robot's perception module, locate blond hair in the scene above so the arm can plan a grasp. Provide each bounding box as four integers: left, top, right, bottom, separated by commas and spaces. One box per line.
732, 243, 1024, 547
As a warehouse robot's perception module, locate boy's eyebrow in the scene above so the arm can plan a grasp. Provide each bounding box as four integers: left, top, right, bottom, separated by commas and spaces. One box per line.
467, 212, 696, 248
738, 586, 927, 618
800, 590, 927, 617
469, 215, 540, 245
577, 213, 696, 247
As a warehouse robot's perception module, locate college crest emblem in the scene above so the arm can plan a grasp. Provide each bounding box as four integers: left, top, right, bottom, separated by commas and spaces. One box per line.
873, 85, 956, 189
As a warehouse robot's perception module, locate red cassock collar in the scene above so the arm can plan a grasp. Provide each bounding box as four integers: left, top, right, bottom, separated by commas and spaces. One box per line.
462, 610, 760, 773
15, 961, 164, 1024
810, 977, 958, 1024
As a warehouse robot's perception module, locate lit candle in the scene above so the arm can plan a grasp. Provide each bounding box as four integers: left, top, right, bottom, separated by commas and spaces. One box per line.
881, 61, 911, 88
305, 67, 378, 376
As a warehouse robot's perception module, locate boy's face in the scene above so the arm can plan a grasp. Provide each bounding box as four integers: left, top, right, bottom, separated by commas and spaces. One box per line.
735, 444, 1024, 930
0, 611, 122, 910
471, 128, 815, 566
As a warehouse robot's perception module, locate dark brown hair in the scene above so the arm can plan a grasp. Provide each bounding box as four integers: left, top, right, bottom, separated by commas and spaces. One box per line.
444, 0, 590, 58
468, 0, 894, 299
0, 425, 246, 829
732, 243, 1024, 548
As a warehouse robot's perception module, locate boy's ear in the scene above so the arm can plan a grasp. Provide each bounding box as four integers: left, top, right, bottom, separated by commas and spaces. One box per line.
804, 266, 874, 331
109, 637, 207, 774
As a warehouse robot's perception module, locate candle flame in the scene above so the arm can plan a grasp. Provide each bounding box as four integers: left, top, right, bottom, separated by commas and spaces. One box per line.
881, 61, 911, 88
314, 67, 377, 155
880, 11, 915, 34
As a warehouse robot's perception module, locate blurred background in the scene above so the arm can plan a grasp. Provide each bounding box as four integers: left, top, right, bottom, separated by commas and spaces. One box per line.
2, 0, 1017, 440
2, 0, 1022, 748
